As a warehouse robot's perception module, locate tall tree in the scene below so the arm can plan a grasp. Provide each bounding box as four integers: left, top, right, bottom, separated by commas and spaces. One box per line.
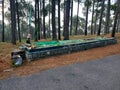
48, 0, 51, 38
58, 0, 61, 40
16, 0, 21, 42
35, 0, 40, 41
70, 0, 73, 35
40, 0, 42, 38
10, 0, 16, 44
37, 0, 40, 40
97, 0, 105, 35
63, 0, 66, 37
111, 0, 120, 37
94, 1, 99, 34
35, 0, 38, 41
64, 0, 71, 40
84, 0, 90, 36
116, 14, 120, 32
43, 0, 46, 39
2, 0, 4, 42
91, 0, 95, 35
75, 0, 80, 35
105, 0, 111, 34
52, 0, 57, 40
72, 15, 85, 35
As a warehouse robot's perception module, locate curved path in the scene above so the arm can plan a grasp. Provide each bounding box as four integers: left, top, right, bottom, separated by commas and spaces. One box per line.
0, 54, 120, 90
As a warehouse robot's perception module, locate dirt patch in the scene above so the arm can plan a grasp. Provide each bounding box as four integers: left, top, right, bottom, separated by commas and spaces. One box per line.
0, 34, 120, 79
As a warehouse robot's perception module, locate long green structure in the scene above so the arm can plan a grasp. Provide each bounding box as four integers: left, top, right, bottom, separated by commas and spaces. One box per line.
25, 37, 117, 61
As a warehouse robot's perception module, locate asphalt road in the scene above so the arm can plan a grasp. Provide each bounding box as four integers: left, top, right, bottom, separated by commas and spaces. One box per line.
0, 54, 120, 90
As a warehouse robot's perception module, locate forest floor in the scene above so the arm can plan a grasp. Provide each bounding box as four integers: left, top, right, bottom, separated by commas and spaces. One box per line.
0, 33, 120, 79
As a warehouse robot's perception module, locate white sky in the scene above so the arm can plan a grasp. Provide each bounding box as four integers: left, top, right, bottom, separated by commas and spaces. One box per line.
0, 0, 116, 24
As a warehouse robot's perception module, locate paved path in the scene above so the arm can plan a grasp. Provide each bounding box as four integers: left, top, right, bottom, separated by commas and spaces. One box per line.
0, 54, 120, 90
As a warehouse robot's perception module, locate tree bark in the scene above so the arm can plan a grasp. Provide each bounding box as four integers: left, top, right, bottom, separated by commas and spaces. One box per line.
91, 0, 95, 35
105, 0, 111, 34
116, 15, 120, 32
111, 0, 120, 37
63, 0, 66, 37
97, 0, 105, 36
75, 0, 80, 35
2, 0, 4, 42
38, 1, 40, 40
10, 0, 16, 45
52, 0, 57, 40
58, 0, 61, 40
64, 0, 70, 40
40, 0, 42, 38
70, 0, 73, 35
85, 0, 89, 36
43, 0, 46, 39
16, 0, 21, 42
48, 0, 51, 38
35, 0, 38, 41
94, 2, 99, 34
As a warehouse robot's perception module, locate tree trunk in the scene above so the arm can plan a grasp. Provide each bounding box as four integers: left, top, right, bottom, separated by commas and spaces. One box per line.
75, 0, 80, 35
38, 1, 40, 40
35, 0, 38, 41
105, 0, 111, 34
94, 2, 99, 34
116, 15, 120, 32
16, 0, 21, 42
85, 0, 89, 36
63, 0, 66, 37
48, 0, 51, 38
91, 0, 95, 35
40, 0, 42, 38
43, 0, 45, 38
10, 0, 16, 45
2, 0, 4, 42
111, 0, 120, 37
64, 0, 70, 40
70, 0, 73, 35
58, 0, 61, 40
97, 0, 105, 36
52, 0, 57, 40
